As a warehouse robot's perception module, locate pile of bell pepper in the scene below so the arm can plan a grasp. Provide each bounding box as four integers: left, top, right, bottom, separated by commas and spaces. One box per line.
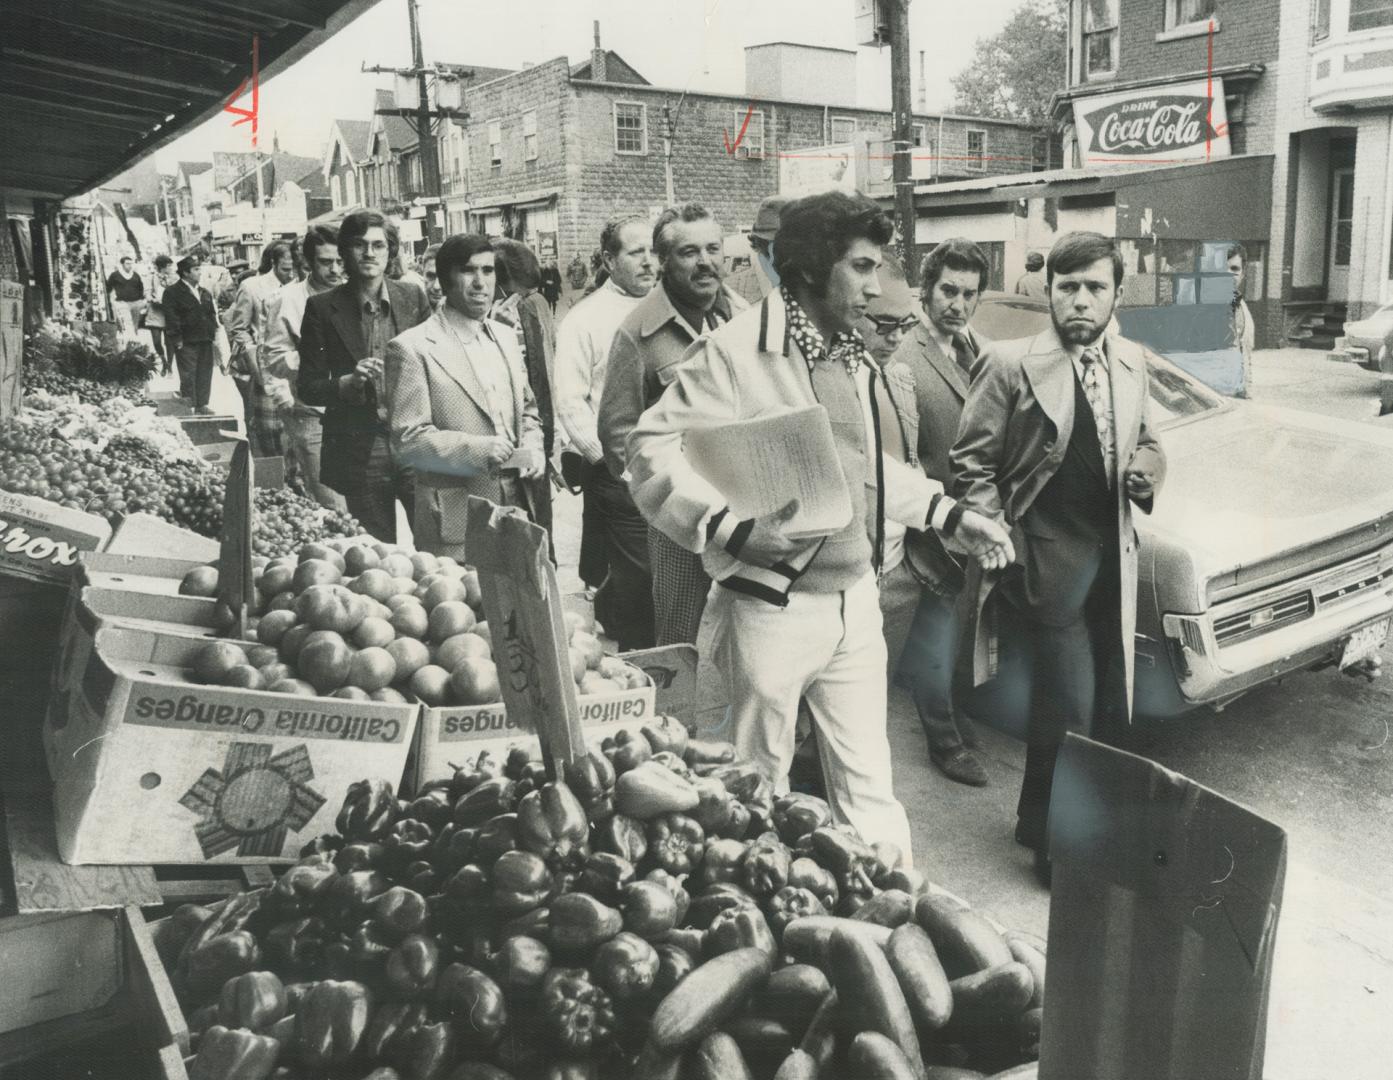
160, 713, 1045, 1080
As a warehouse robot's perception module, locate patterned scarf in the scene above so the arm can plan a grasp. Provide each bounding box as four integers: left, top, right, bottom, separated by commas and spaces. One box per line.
782, 288, 869, 375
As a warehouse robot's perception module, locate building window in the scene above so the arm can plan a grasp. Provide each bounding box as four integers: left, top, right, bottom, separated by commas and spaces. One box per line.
911, 123, 927, 146
345, 170, 357, 206
1350, 0, 1393, 30
830, 116, 857, 144
1164, 0, 1217, 31
523, 111, 538, 162
966, 129, 987, 170
614, 102, 647, 154
488, 120, 503, 168
1313, 0, 1331, 39
1032, 134, 1051, 171
1083, 0, 1119, 77
734, 108, 766, 158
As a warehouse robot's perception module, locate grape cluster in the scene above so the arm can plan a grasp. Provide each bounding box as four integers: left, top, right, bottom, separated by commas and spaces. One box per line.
250, 486, 363, 558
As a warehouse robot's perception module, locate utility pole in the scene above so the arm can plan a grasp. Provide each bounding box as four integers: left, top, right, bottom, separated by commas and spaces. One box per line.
662, 106, 676, 205
364, 0, 460, 246
888, 0, 916, 269
407, 0, 442, 243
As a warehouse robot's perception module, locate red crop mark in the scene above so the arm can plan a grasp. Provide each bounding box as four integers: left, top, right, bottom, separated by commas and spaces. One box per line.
223, 33, 261, 147
1206, 18, 1214, 160
723, 102, 756, 155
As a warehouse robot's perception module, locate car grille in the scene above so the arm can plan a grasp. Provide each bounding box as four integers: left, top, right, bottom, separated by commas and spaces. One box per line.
1316, 562, 1393, 606
1213, 592, 1314, 646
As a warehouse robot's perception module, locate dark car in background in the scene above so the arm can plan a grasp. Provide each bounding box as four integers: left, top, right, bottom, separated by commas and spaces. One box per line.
969, 293, 1393, 719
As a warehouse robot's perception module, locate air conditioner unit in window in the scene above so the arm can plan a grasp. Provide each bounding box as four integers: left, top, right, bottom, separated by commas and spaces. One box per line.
736, 145, 759, 159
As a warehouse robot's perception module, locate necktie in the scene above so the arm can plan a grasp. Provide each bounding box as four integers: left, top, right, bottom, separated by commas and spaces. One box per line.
1079, 347, 1115, 485
952, 333, 975, 377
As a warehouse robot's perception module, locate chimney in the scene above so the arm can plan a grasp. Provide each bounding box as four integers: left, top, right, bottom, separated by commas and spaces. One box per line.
591, 21, 608, 82
917, 52, 927, 111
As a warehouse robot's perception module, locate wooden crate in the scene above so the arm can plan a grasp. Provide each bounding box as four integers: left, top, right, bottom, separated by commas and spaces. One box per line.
0, 904, 188, 1078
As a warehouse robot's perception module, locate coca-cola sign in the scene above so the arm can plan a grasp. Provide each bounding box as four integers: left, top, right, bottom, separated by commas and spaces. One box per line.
1074, 78, 1230, 162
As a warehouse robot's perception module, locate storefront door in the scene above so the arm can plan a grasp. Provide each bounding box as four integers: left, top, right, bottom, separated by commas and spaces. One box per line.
1329, 167, 1355, 301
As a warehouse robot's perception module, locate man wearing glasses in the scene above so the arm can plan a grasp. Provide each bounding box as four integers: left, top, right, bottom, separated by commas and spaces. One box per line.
892, 237, 993, 788
299, 210, 432, 541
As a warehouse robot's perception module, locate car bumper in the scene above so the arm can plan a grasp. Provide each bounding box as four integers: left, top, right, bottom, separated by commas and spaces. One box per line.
1160, 551, 1393, 703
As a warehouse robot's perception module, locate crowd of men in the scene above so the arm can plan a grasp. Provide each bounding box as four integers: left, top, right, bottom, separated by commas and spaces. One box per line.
129, 191, 1168, 886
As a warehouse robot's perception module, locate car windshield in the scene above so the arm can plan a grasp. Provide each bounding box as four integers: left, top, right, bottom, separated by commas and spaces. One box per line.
972, 293, 1224, 427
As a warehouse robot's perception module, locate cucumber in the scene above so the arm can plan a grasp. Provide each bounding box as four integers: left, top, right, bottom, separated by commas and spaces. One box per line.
852, 889, 916, 928
752, 964, 832, 1030
915, 895, 1013, 979
1006, 938, 1046, 1010
828, 925, 926, 1080
773, 1048, 820, 1080
847, 1031, 921, 1080
725, 1016, 796, 1074
886, 922, 954, 1031
782, 915, 891, 966
649, 947, 773, 1052
947, 962, 1035, 1029
689, 1031, 752, 1080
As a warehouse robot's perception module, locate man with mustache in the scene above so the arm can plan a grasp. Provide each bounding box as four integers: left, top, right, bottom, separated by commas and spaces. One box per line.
893, 238, 993, 788
598, 203, 745, 646
555, 215, 658, 649
951, 231, 1167, 887
298, 210, 432, 540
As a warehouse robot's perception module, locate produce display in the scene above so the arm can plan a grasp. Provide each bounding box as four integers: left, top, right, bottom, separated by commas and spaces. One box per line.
22, 320, 157, 407
160, 741, 1045, 1080
0, 392, 361, 557
182, 537, 636, 705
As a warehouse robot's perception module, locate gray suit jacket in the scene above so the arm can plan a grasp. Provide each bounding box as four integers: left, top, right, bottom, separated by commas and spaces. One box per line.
385, 310, 544, 554
892, 322, 984, 484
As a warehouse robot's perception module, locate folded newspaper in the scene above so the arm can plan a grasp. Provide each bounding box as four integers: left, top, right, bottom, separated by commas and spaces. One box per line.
682, 404, 852, 540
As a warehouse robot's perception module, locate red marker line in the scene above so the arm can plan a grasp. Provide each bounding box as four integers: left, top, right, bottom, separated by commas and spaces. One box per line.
723, 102, 756, 155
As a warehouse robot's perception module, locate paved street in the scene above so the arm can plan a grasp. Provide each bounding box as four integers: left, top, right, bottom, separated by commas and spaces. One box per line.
551, 346, 1392, 1080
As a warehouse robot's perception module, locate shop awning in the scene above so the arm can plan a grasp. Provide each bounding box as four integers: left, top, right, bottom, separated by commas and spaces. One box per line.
465, 188, 563, 212
0, 0, 385, 202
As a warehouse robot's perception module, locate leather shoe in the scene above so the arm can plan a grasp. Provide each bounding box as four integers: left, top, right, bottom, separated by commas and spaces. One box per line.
930, 746, 988, 787
1032, 849, 1053, 889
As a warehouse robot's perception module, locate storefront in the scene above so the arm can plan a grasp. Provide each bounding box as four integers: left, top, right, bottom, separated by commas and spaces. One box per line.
901, 152, 1274, 342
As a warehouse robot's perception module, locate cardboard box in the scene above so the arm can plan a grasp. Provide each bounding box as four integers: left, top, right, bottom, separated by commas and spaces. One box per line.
0, 279, 22, 422
411, 668, 656, 788
105, 514, 221, 562
1043, 735, 1286, 1080
0, 490, 112, 586
45, 624, 420, 865
77, 550, 212, 597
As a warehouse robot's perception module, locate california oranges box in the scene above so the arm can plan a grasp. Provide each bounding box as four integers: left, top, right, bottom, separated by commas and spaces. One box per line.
411, 660, 656, 789
77, 550, 215, 596
0, 489, 112, 586
45, 623, 420, 865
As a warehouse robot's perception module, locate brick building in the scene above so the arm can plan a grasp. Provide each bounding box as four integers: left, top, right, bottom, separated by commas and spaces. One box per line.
411, 34, 1042, 273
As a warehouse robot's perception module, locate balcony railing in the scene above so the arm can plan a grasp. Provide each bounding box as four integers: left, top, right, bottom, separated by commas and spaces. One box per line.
1310, 24, 1393, 110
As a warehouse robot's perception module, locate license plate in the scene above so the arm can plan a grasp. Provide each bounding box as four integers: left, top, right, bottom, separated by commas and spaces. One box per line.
1341, 619, 1390, 669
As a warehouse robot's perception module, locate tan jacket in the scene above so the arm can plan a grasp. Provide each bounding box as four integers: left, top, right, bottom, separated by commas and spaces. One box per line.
950, 328, 1167, 716
385, 310, 544, 556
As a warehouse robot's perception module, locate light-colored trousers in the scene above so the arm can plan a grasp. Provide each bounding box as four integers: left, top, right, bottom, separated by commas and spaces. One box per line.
700, 570, 914, 864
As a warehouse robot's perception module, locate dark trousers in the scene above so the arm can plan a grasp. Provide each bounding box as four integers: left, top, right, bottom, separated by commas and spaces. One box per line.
893, 586, 977, 754
176, 342, 214, 408
997, 585, 1126, 854
344, 434, 414, 544
581, 458, 654, 651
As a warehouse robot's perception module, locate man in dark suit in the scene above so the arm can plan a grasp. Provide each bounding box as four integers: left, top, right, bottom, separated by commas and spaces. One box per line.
162, 255, 220, 411
951, 231, 1167, 886
299, 210, 431, 541
891, 238, 992, 787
